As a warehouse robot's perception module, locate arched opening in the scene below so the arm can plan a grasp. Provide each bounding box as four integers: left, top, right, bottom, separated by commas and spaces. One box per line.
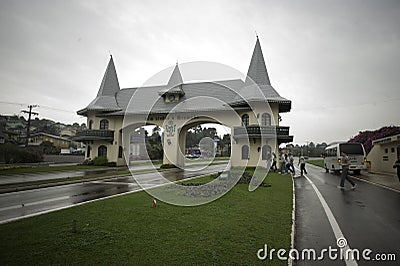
88, 120, 93, 129
86, 145, 91, 158
98, 145, 107, 157
262, 145, 272, 160
242, 145, 249, 160
125, 124, 164, 166
261, 113, 271, 126
184, 123, 231, 160
241, 114, 249, 127
100, 119, 109, 130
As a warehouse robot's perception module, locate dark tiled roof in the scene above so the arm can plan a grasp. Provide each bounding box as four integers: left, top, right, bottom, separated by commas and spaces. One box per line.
77, 38, 292, 116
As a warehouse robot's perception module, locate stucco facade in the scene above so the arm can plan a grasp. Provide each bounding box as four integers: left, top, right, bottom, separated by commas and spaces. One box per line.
367, 134, 400, 174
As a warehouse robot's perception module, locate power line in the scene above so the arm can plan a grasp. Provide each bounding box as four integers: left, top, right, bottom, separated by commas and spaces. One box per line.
0, 101, 76, 114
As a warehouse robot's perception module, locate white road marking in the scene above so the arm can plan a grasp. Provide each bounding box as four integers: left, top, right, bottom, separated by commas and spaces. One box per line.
296, 166, 358, 266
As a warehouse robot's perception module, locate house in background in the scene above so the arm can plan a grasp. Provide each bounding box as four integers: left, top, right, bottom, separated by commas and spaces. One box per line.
367, 133, 400, 174
29, 132, 71, 148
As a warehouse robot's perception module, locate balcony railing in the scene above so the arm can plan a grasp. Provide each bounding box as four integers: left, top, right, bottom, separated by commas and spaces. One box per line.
74, 129, 114, 142
233, 125, 293, 143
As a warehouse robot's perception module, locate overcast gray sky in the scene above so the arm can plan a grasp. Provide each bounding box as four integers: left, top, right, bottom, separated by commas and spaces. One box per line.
0, 0, 399, 144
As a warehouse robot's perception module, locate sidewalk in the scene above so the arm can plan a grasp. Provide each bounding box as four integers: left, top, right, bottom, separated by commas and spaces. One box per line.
352, 170, 400, 192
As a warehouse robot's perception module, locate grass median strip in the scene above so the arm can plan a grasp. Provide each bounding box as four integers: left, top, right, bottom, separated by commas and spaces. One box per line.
0, 172, 293, 265
307, 159, 324, 168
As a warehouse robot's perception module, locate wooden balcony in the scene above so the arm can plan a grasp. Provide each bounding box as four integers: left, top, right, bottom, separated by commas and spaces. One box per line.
233, 125, 293, 144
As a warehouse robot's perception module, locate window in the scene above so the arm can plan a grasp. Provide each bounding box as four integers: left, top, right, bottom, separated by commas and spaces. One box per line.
88, 120, 93, 130
262, 145, 272, 160
261, 113, 271, 126
391, 147, 395, 153
242, 145, 249, 160
242, 114, 249, 126
382, 156, 389, 162
87, 145, 91, 158
98, 145, 107, 157
100, 119, 109, 130
340, 143, 364, 155
118, 146, 123, 158
385, 148, 388, 154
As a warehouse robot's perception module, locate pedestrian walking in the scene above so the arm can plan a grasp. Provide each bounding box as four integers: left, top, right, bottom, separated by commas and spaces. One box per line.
271, 152, 277, 172
285, 154, 291, 174
393, 157, 400, 182
298, 156, 307, 176
289, 153, 295, 175
339, 152, 356, 190
280, 153, 286, 174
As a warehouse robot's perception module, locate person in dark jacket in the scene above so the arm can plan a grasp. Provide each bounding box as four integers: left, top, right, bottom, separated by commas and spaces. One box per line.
339, 152, 356, 190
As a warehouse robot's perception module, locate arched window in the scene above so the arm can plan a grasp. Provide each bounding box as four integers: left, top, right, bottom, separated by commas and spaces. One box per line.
242, 145, 249, 160
261, 113, 271, 126
242, 114, 249, 127
100, 119, 109, 130
262, 145, 272, 160
88, 120, 93, 129
118, 146, 123, 158
98, 145, 107, 157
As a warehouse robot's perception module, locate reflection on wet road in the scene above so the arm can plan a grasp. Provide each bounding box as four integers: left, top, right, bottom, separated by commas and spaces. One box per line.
0, 164, 226, 223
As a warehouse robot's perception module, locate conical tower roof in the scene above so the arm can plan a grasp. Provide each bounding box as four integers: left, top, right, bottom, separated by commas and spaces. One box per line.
97, 55, 120, 96
231, 37, 291, 112
245, 37, 271, 87
167, 63, 183, 89
77, 55, 122, 115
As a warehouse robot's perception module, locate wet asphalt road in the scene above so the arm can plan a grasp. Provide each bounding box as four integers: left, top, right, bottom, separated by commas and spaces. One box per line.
295, 163, 400, 265
0, 164, 226, 223
0, 160, 227, 185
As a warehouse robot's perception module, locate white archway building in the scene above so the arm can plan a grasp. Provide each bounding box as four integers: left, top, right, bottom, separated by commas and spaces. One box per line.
75, 37, 293, 167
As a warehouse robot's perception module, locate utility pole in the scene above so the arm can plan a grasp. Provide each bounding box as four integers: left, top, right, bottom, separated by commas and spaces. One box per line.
22, 105, 39, 147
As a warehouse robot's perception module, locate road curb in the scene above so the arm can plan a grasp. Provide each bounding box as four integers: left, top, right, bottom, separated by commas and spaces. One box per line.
288, 174, 296, 266
349, 175, 400, 193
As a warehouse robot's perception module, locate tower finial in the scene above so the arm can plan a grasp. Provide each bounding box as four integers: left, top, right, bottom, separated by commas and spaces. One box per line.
109, 50, 112, 58
255, 30, 258, 39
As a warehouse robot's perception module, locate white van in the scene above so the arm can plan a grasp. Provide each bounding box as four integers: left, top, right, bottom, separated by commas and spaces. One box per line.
324, 142, 367, 175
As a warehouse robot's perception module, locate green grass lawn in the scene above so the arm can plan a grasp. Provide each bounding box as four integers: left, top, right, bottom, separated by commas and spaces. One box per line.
0, 173, 293, 265
307, 159, 324, 168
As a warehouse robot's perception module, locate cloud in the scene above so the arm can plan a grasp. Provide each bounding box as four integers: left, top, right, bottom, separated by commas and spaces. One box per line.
0, 0, 399, 143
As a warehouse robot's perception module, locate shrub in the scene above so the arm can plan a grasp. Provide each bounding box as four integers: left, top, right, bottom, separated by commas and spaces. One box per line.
0, 144, 43, 163
92, 156, 108, 166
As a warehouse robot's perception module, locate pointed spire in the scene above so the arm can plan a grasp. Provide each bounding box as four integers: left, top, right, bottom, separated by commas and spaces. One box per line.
167, 63, 183, 89
245, 37, 271, 87
97, 55, 120, 97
